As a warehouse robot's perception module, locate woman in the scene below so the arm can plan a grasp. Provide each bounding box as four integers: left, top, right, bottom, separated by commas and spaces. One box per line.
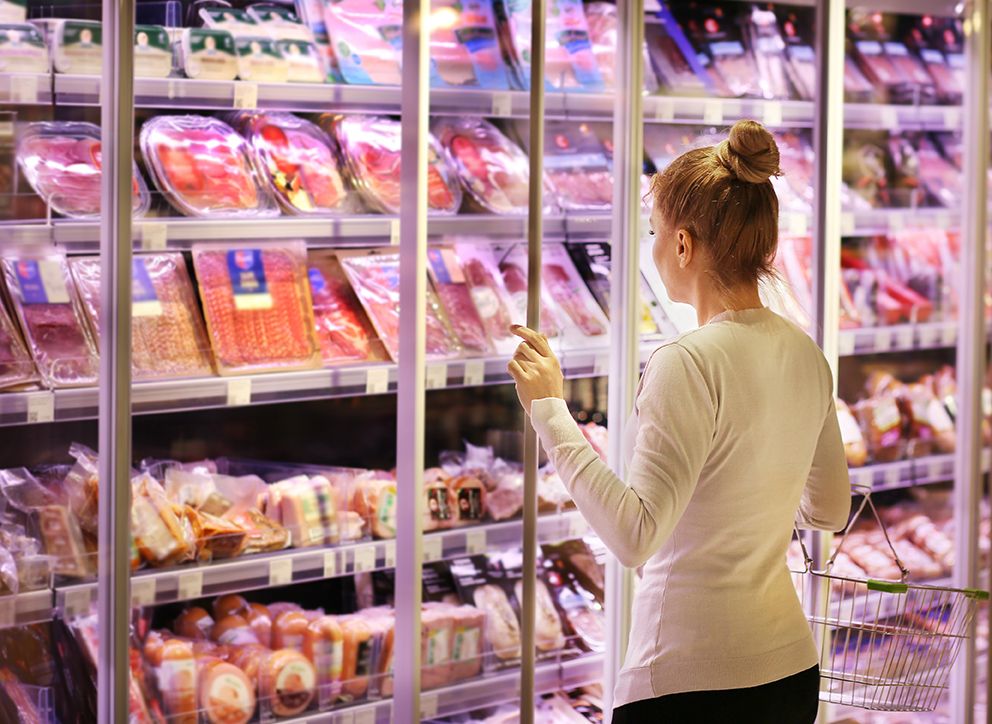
507, 120, 850, 723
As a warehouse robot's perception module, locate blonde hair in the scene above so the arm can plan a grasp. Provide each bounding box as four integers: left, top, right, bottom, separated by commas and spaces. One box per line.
650, 119, 781, 293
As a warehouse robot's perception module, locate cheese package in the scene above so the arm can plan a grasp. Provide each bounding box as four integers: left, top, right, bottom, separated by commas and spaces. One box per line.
777, 8, 816, 100
306, 250, 385, 364
0, 0, 24, 22
0, 23, 48, 74
322, 0, 403, 85
1, 253, 99, 387
247, 4, 317, 43
176, 28, 238, 81
192, 243, 322, 374
134, 25, 172, 78
140, 115, 278, 218
427, 245, 493, 354
276, 39, 325, 82
18, 121, 152, 219
235, 36, 289, 82
49, 19, 101, 74
199, 7, 261, 38
0, 294, 37, 389
69, 254, 214, 381
428, 0, 511, 89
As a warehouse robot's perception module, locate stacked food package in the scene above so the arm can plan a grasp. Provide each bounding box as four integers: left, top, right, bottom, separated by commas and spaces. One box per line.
322, 0, 403, 86
428, 0, 512, 89
0, 298, 37, 390
535, 121, 614, 213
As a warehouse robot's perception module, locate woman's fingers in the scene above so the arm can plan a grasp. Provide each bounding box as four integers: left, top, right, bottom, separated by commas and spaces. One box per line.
513, 341, 543, 364
507, 358, 528, 380
510, 325, 553, 357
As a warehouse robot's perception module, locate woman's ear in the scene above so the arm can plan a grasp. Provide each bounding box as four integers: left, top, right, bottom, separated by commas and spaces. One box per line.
677, 229, 694, 269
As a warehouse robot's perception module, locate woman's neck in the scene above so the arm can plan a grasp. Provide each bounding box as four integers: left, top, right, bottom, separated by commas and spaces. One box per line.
694, 283, 764, 326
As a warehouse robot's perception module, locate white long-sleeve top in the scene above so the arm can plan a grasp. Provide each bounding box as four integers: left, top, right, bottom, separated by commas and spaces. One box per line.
530, 307, 850, 707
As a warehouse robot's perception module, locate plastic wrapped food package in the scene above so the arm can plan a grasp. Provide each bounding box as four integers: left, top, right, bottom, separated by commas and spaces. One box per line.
1, 253, 99, 388
133, 25, 173, 78
247, 4, 317, 43
192, 243, 322, 374
540, 243, 608, 337
540, 121, 613, 212
275, 39, 326, 82
307, 250, 385, 364
495, 243, 565, 338
177, 28, 238, 81
452, 241, 519, 353
429, 0, 511, 89
0, 298, 37, 389
199, 7, 262, 38
337, 248, 462, 361
140, 115, 278, 218
0, 23, 49, 74
645, 7, 714, 96
322, 0, 403, 85
433, 117, 547, 215
744, 6, 792, 99
235, 36, 289, 82
583, 2, 657, 91
427, 246, 493, 354
49, 19, 102, 74
332, 115, 462, 215
232, 111, 354, 216
69, 254, 214, 381
17, 121, 151, 219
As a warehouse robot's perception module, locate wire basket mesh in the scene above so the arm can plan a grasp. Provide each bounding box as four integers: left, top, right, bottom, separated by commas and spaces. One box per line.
791, 487, 989, 712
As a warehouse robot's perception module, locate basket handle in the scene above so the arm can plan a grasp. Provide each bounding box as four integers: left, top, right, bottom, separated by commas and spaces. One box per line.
794, 484, 910, 581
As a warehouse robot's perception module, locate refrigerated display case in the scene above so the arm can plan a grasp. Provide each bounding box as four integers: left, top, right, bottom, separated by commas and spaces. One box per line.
0, 0, 988, 723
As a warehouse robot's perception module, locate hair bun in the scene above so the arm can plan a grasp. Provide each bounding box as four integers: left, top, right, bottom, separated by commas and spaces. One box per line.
716, 119, 781, 184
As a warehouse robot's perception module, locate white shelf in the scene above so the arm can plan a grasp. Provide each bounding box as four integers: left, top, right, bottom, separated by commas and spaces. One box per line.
0, 588, 57, 628
0, 73, 51, 105
849, 454, 957, 493
838, 322, 959, 357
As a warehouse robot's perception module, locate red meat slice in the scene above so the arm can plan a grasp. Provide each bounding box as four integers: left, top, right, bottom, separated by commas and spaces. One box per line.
543, 263, 605, 336
308, 265, 375, 363
462, 258, 514, 344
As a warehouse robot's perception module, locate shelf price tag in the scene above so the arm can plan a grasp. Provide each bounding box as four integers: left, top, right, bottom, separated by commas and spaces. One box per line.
702, 99, 723, 125
943, 107, 961, 129
233, 81, 259, 109
366, 367, 390, 394
463, 359, 485, 387
425, 363, 447, 390
786, 213, 807, 235
420, 693, 439, 719
851, 467, 872, 488
130, 578, 156, 608
269, 558, 293, 587
354, 709, 376, 724
389, 219, 400, 246
26, 392, 54, 424
491, 91, 512, 117
226, 378, 252, 407
927, 458, 945, 481
423, 536, 442, 563
653, 97, 675, 122
918, 325, 939, 348
883, 466, 901, 488
384, 541, 396, 568
837, 332, 855, 357
881, 107, 899, 130
888, 212, 905, 232
177, 571, 203, 601
568, 514, 587, 540
11, 74, 39, 104
0, 597, 13, 628
872, 328, 892, 352
840, 212, 856, 237
353, 545, 375, 572
335, 712, 355, 724
762, 101, 783, 127
465, 529, 486, 555
940, 325, 957, 348
592, 354, 607, 377
63, 587, 92, 618
323, 551, 338, 579
894, 327, 914, 351
140, 222, 167, 251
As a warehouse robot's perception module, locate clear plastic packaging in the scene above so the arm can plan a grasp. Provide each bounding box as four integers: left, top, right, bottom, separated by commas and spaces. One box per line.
177, 28, 238, 81
583, 2, 657, 91
322, 0, 403, 85
231, 111, 355, 216
235, 36, 289, 82
1, 253, 99, 388
428, 0, 511, 89
337, 248, 462, 361
332, 114, 462, 215
17, 121, 151, 219
191, 243, 322, 375
276, 39, 325, 83
247, 4, 317, 43
0, 23, 49, 74
199, 6, 261, 39
133, 24, 172, 78
451, 241, 519, 354
433, 117, 546, 216
50, 19, 102, 74
0, 1, 25, 23
538, 120, 613, 212
69, 253, 214, 381
140, 115, 278, 218
427, 245, 493, 355
0, 296, 37, 389
540, 242, 609, 337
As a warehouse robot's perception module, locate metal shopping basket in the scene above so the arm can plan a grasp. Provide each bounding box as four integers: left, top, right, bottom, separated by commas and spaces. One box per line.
791, 486, 989, 712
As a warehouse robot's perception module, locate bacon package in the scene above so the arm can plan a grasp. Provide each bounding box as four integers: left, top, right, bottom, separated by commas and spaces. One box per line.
140, 115, 278, 218
306, 250, 386, 364
322, 0, 403, 85
69, 254, 214, 381
191, 243, 322, 375
584, 1, 657, 91
434, 117, 549, 215
0, 297, 37, 389
337, 248, 462, 361
231, 111, 355, 216
427, 246, 493, 354
495, 0, 603, 91
332, 115, 462, 215
1, 253, 99, 388
429, 0, 511, 89
17, 121, 151, 219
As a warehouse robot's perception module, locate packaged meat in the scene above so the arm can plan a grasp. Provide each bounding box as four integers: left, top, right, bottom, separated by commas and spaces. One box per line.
433, 117, 548, 215
199, 7, 261, 38
916, 135, 961, 208
133, 24, 172, 78
776, 8, 816, 100
449, 475, 487, 527
306, 250, 384, 364
1, 253, 99, 388
842, 132, 895, 209
338, 615, 376, 702
420, 604, 454, 690
515, 578, 565, 652
451, 242, 519, 353
275, 39, 325, 83
890, 538, 943, 580
151, 638, 198, 724
536, 121, 613, 212
214, 595, 250, 620
235, 37, 289, 82
584, 1, 658, 91
197, 658, 256, 724
48, 19, 101, 74
303, 615, 344, 701
843, 55, 877, 103
258, 648, 316, 717
541, 243, 608, 337
247, 4, 317, 43
140, 115, 278, 218
552, 577, 604, 652
322, 0, 403, 85
853, 395, 905, 464
744, 6, 792, 99
337, 248, 462, 361
69, 254, 214, 381
883, 41, 937, 104
427, 246, 493, 354
132, 473, 196, 567
428, 0, 512, 89
192, 243, 322, 375
175, 608, 216, 641
272, 610, 310, 652
442, 603, 485, 681
268, 475, 325, 547
0, 296, 37, 389
837, 399, 868, 468
0, 23, 49, 74
332, 114, 462, 215
494, 0, 603, 91
645, 6, 715, 96
17, 121, 151, 219
901, 515, 954, 569
348, 476, 397, 539
496, 244, 564, 337
424, 468, 456, 532
246, 603, 274, 647
472, 583, 520, 661
177, 28, 238, 81
675, 3, 762, 98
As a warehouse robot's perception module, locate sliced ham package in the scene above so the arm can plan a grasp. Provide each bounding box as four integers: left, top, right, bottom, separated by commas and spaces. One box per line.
584, 1, 657, 91
449, 554, 521, 667
332, 114, 462, 215
140, 115, 278, 218
192, 243, 322, 375
231, 111, 356, 216
535, 120, 613, 212
645, 5, 716, 96
426, 245, 494, 355
69, 254, 214, 381
2, 253, 99, 388
0, 297, 37, 389
322, 0, 403, 85
17, 121, 151, 219
744, 6, 792, 99
428, 0, 512, 89
451, 241, 519, 354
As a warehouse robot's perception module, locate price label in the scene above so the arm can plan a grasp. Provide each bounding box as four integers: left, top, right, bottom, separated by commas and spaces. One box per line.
269, 558, 293, 587
592, 354, 608, 377
177, 571, 203, 601
837, 332, 855, 357
763, 100, 783, 127
366, 367, 389, 394
353, 545, 375, 572
63, 587, 92, 618
852, 467, 872, 488
354, 709, 376, 724
894, 327, 914, 351
884, 466, 901, 488
226, 378, 252, 407
420, 693, 439, 718
465, 529, 486, 555
26, 392, 54, 424
336, 712, 355, 724
702, 99, 723, 125
423, 536, 442, 563
0, 597, 14, 628
872, 328, 892, 352
11, 74, 38, 104
888, 212, 905, 232
568, 514, 588, 539
840, 212, 856, 237
167, 79, 179, 100
653, 97, 675, 122
918, 325, 939, 348
933, 211, 951, 229
943, 107, 961, 129
389, 219, 400, 246
787, 213, 808, 235
426, 363, 447, 390
130, 578, 156, 608
233, 81, 259, 109
881, 107, 899, 130
491, 91, 512, 117
940, 325, 957, 347
927, 458, 945, 481
384, 541, 396, 568
0, 121, 13, 140
463, 359, 485, 387
140, 222, 167, 251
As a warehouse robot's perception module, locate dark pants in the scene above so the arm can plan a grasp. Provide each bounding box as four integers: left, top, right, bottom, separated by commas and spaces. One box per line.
612, 665, 820, 724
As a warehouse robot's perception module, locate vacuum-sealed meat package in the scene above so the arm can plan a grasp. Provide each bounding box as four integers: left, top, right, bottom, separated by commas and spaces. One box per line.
1, 253, 99, 387
776, 8, 816, 100
584, 1, 657, 91
427, 246, 493, 354
69, 254, 214, 381
452, 241, 519, 353
541, 243, 607, 337
332, 114, 462, 215
535, 120, 613, 212
338, 248, 462, 360
434, 117, 550, 215
191, 243, 322, 374
306, 250, 385, 364
851, 39, 913, 104
844, 55, 877, 103
140, 115, 278, 218
17, 121, 151, 219
494, 243, 565, 338
916, 135, 961, 208
0, 297, 37, 389
671, 3, 761, 97
176, 28, 238, 81
644, 9, 712, 96
232, 111, 355, 215
429, 0, 511, 89
744, 6, 793, 99
323, 0, 403, 85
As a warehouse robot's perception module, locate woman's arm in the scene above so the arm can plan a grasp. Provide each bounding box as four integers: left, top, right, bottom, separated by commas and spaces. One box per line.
795, 397, 851, 532
529, 343, 716, 568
